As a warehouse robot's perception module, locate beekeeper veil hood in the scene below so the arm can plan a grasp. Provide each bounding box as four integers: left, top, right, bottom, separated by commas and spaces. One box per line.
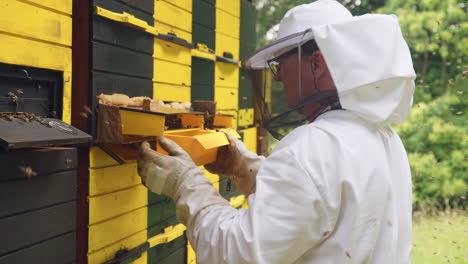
243, 0, 416, 138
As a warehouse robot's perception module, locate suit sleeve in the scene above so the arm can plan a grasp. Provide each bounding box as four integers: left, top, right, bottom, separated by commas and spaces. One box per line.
184, 148, 333, 264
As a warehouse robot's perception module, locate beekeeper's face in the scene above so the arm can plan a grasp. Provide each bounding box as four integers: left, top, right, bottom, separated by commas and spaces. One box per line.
273, 50, 336, 116
273, 53, 317, 105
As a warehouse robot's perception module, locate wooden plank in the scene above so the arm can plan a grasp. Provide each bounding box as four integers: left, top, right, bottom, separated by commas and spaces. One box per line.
148, 236, 186, 264
216, 0, 240, 18
72, 0, 91, 261
157, 248, 186, 264
239, 68, 254, 108
93, 41, 153, 79
153, 82, 190, 102
26, 0, 73, 15
217, 110, 238, 130
148, 199, 175, 226
193, 0, 215, 29
216, 8, 240, 39
89, 163, 141, 196
215, 62, 240, 88
119, 0, 153, 14
93, 16, 153, 54
153, 59, 191, 86
154, 38, 191, 66
89, 185, 147, 225
154, 21, 192, 43
88, 207, 147, 252
0, 201, 76, 256
0, 97, 49, 116
192, 57, 215, 86
147, 216, 178, 237
0, 232, 75, 264
162, 0, 192, 12
89, 146, 120, 168
94, 0, 154, 25
191, 84, 214, 102
87, 230, 147, 264
215, 32, 240, 60
0, 33, 71, 72
0, 171, 76, 218
192, 22, 215, 50
215, 87, 239, 110
0, 147, 77, 181
240, 0, 257, 44
0, 0, 72, 46
93, 71, 153, 97
154, 0, 192, 33
241, 126, 257, 153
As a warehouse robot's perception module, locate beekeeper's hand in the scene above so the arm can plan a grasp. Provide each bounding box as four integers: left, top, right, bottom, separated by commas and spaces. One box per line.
205, 133, 265, 196
137, 137, 200, 198
137, 137, 228, 226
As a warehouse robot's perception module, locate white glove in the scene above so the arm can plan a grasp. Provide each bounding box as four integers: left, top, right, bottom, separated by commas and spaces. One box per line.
205, 133, 264, 196
137, 137, 228, 226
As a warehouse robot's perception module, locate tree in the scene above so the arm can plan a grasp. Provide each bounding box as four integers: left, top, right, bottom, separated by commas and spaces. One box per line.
379, 0, 468, 102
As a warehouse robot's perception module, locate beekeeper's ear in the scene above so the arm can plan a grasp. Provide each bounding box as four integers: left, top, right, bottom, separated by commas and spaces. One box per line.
310, 51, 327, 77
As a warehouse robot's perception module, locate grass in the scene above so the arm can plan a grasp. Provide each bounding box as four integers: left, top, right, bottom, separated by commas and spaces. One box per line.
412, 211, 467, 264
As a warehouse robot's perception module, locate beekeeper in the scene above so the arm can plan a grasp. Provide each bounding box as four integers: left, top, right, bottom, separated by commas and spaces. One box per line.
138, 0, 416, 263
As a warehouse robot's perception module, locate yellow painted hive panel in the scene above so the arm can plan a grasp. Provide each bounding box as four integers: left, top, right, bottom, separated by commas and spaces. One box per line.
153, 82, 191, 102
88, 207, 148, 252
215, 87, 238, 110
215, 32, 240, 60
154, 59, 191, 86
89, 163, 141, 196
155, 21, 192, 42
241, 127, 258, 153
89, 185, 148, 225
87, 230, 147, 264
0, 0, 72, 46
216, 0, 240, 17
163, 0, 192, 12
215, 62, 240, 88
154, 38, 192, 66
26, 0, 72, 15
216, 8, 240, 39
154, 0, 192, 33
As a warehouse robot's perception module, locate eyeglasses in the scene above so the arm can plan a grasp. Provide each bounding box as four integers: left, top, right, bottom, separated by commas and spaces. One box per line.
267, 47, 299, 76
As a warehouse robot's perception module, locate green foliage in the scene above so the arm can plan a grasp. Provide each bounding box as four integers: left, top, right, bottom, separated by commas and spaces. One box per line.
379, 0, 468, 102
395, 84, 467, 210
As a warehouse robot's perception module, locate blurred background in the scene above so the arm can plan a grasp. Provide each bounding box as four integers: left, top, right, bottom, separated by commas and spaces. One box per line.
254, 0, 467, 263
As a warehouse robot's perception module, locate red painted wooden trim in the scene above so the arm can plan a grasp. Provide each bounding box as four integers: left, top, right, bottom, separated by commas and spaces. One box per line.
72, 1, 92, 263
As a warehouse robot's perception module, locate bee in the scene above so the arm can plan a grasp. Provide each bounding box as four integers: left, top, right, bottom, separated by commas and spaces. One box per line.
65, 158, 73, 167
7, 91, 14, 97
80, 112, 89, 118
345, 251, 352, 258
83, 105, 92, 114
16, 89, 23, 95
9, 95, 17, 103
50, 111, 57, 118
39, 119, 49, 125
20, 166, 38, 179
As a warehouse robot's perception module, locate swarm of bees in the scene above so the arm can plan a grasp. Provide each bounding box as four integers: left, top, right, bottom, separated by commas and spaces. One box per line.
0, 112, 52, 127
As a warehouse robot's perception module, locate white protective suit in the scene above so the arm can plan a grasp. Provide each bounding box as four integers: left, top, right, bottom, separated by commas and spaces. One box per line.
163, 1, 416, 263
